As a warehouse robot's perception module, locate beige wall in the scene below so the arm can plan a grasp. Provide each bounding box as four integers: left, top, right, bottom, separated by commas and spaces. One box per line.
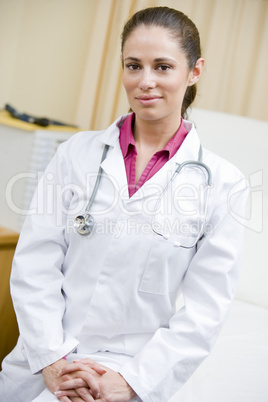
0, 0, 96, 124
0, 0, 267, 130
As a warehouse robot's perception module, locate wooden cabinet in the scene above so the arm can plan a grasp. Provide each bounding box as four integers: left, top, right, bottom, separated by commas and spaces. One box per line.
0, 227, 19, 365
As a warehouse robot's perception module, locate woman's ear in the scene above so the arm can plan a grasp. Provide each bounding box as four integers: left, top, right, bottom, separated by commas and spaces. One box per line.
188, 58, 205, 86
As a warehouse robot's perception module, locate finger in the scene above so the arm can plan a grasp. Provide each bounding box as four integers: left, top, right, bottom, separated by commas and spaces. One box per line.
59, 363, 85, 375
59, 363, 99, 376
76, 387, 97, 402
58, 396, 72, 402
58, 366, 101, 397
57, 389, 95, 402
59, 378, 88, 390
60, 362, 106, 377
73, 359, 107, 375
76, 372, 101, 398
73, 358, 96, 365
60, 375, 100, 399
55, 390, 78, 398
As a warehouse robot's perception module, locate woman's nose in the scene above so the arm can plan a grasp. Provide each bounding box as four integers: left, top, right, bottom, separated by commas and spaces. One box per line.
138, 70, 156, 90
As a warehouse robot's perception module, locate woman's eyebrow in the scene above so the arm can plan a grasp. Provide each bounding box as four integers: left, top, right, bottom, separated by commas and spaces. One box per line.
124, 56, 176, 63
124, 57, 140, 62
154, 57, 176, 63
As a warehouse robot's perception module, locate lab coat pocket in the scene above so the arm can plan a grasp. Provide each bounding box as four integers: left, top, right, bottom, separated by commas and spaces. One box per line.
139, 236, 190, 295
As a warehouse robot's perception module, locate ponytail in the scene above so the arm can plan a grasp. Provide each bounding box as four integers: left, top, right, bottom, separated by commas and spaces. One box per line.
182, 84, 197, 120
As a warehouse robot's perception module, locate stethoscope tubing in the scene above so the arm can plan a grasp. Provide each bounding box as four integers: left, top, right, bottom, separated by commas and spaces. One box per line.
74, 144, 109, 235
75, 144, 213, 246
85, 144, 110, 214
151, 158, 212, 248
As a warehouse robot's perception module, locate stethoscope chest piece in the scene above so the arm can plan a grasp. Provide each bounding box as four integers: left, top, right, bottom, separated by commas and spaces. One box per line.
75, 144, 109, 236
74, 214, 94, 235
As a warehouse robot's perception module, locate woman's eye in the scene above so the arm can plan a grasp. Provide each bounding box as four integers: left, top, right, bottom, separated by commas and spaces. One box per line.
157, 65, 171, 71
126, 63, 140, 71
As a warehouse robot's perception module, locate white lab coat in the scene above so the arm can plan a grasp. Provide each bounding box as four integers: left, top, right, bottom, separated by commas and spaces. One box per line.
0, 115, 248, 402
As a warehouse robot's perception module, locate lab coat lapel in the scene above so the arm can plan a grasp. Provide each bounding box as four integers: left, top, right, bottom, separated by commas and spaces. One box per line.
101, 142, 128, 192
96, 116, 128, 192
129, 123, 201, 201
173, 121, 201, 164
95, 117, 201, 201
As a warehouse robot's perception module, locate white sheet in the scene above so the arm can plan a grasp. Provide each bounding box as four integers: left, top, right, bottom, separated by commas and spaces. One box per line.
170, 300, 268, 402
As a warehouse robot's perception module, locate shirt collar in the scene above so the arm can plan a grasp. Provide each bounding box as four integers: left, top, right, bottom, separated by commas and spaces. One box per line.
119, 113, 188, 159
119, 113, 136, 158
161, 118, 188, 159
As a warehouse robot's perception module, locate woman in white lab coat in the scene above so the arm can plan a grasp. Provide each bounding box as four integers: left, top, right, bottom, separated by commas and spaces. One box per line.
0, 6, 248, 402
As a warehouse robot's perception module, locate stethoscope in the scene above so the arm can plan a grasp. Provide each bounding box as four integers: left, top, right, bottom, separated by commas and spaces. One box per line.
151, 145, 212, 248
74, 144, 212, 247
74, 144, 109, 235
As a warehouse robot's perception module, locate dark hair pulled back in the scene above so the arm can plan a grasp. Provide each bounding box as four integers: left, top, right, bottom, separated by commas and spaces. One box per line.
121, 6, 202, 119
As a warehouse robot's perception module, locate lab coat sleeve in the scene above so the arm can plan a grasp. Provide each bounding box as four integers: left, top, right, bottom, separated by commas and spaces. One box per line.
119, 173, 249, 402
10, 144, 79, 374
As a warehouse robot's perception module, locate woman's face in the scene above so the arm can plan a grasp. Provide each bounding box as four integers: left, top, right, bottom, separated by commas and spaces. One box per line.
122, 25, 200, 126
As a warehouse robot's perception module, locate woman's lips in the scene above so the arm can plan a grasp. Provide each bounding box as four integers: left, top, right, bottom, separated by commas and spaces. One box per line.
135, 95, 162, 105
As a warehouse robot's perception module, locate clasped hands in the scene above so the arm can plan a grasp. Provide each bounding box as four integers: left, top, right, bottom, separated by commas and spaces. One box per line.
42, 357, 136, 402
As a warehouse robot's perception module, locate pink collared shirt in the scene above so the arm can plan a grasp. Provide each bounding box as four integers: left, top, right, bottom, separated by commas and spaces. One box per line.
119, 113, 188, 197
